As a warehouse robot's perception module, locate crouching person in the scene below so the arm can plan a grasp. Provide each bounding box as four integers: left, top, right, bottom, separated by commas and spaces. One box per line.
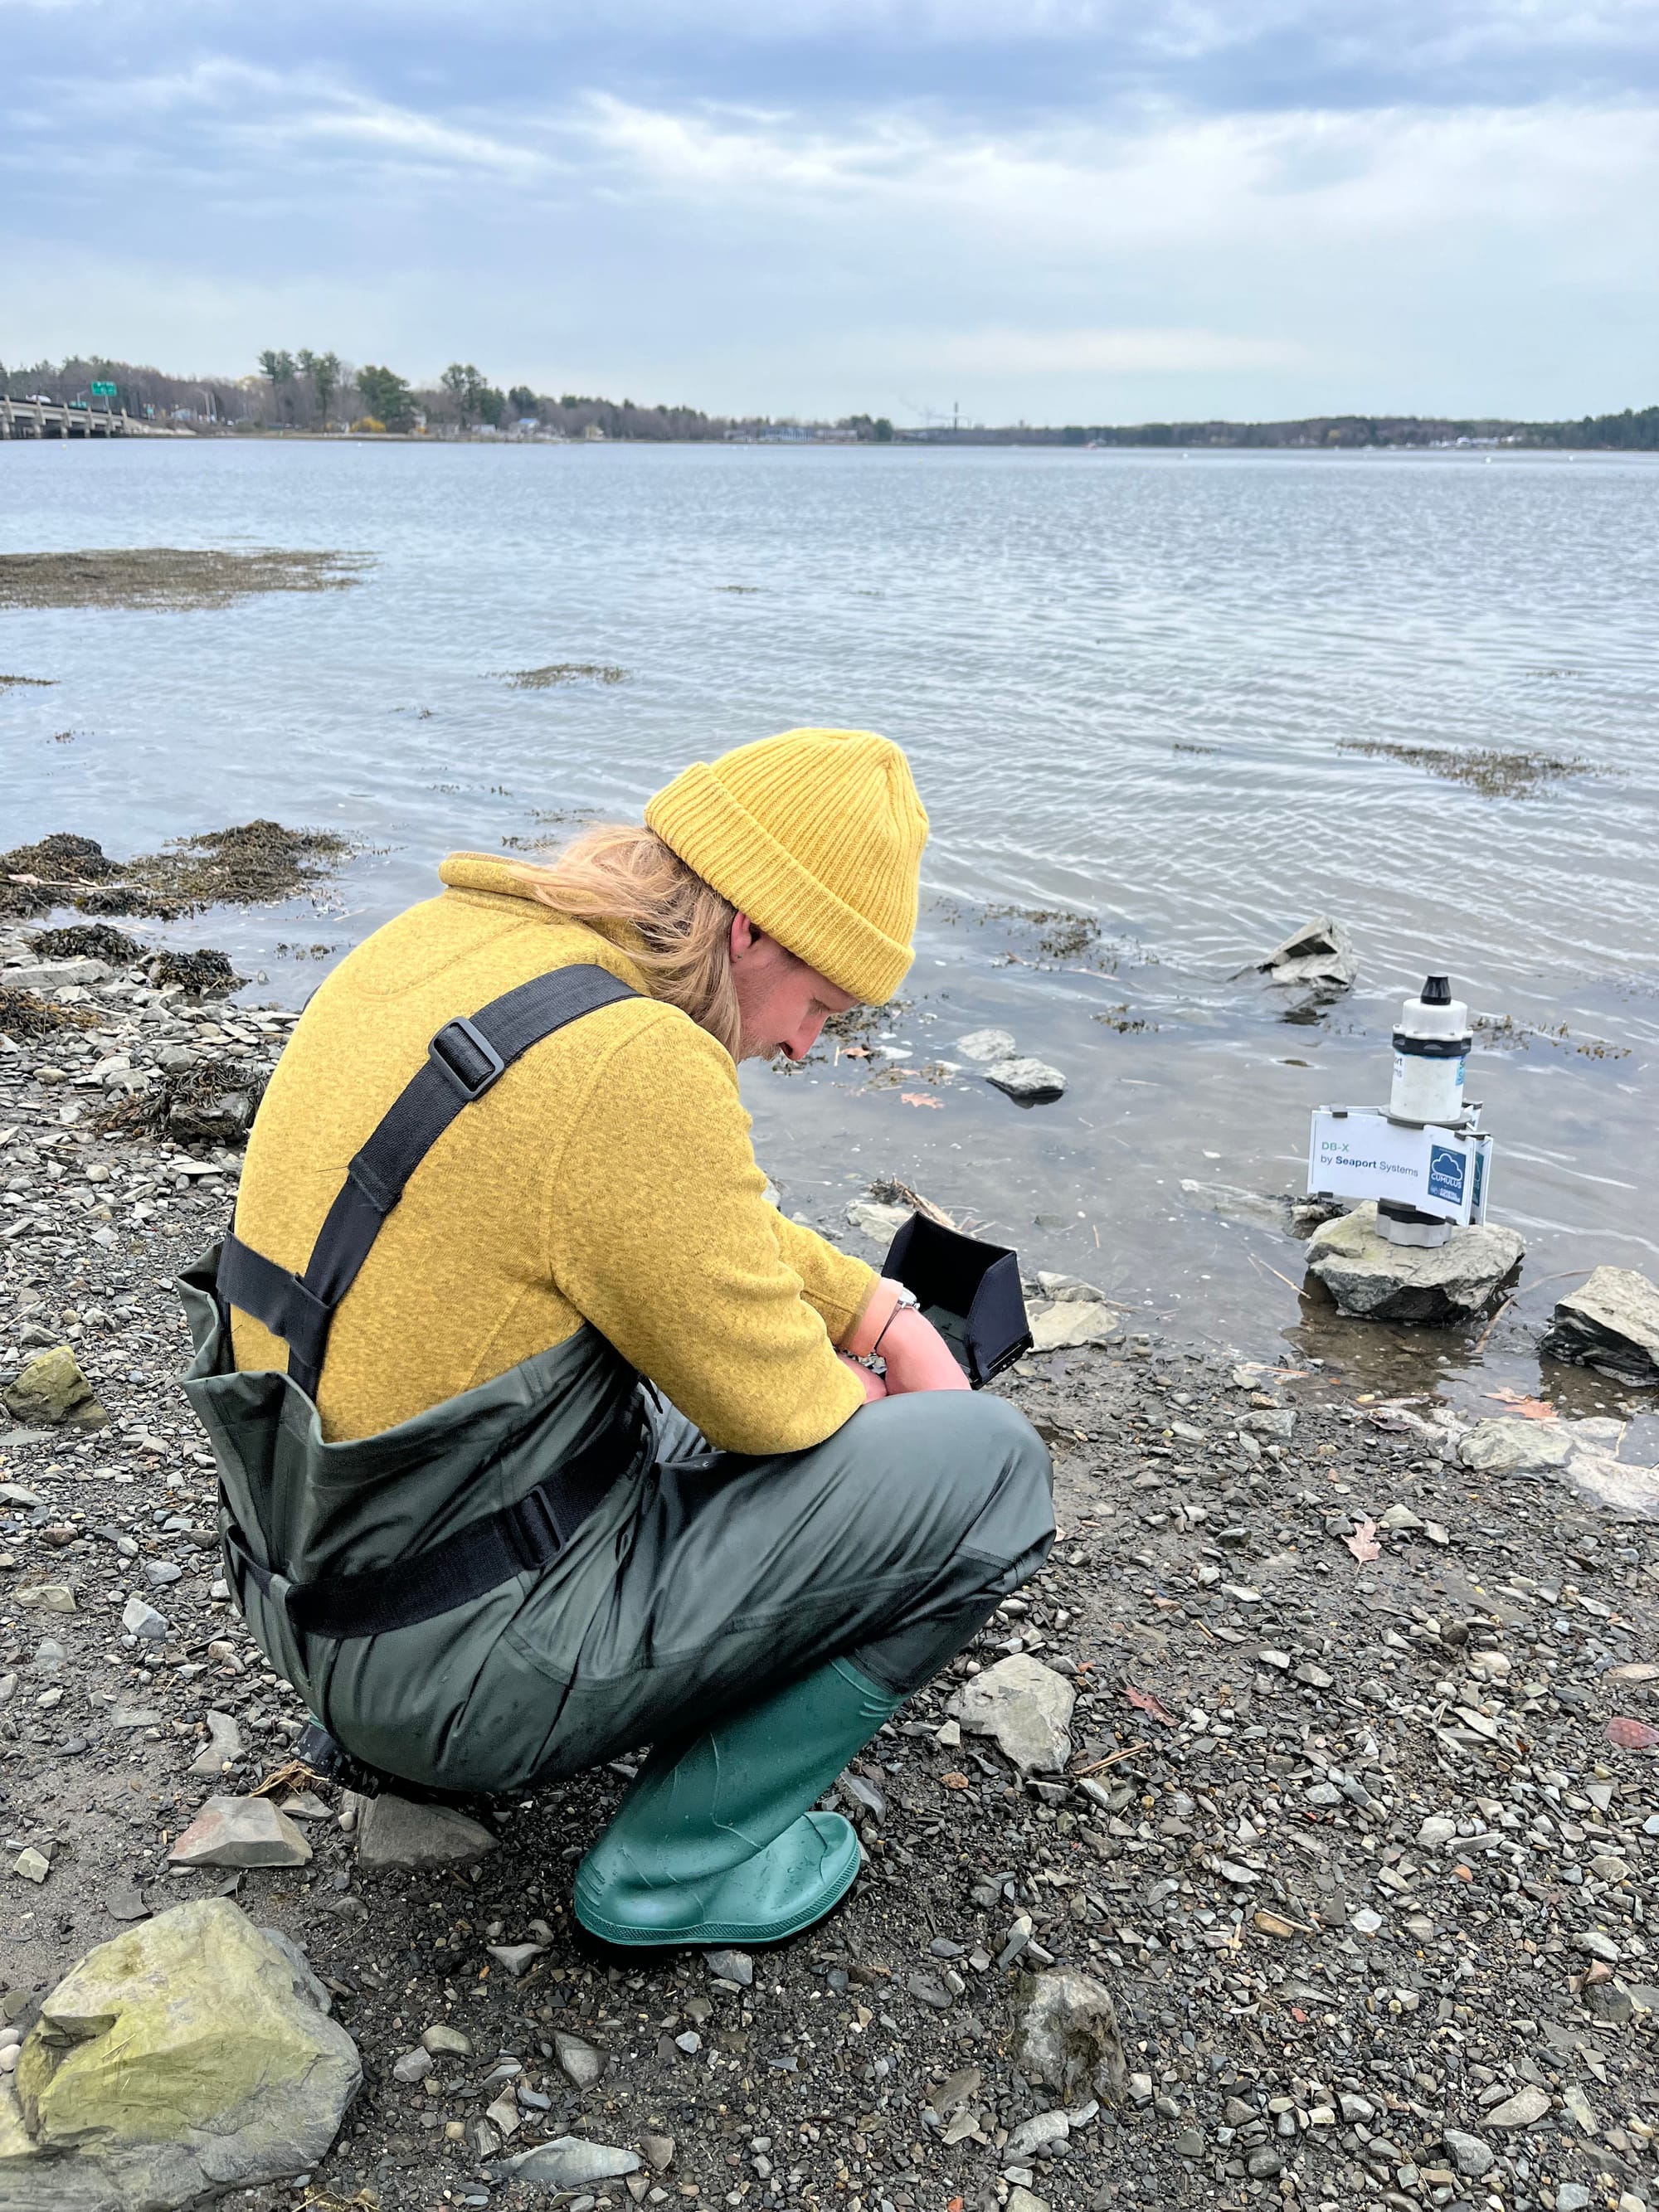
178, 727, 1053, 1947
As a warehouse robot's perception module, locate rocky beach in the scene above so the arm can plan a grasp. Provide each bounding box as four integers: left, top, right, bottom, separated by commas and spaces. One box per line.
2, 925, 1657, 2212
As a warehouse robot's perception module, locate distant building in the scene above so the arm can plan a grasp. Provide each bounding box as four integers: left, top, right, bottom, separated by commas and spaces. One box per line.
583, 424, 606, 441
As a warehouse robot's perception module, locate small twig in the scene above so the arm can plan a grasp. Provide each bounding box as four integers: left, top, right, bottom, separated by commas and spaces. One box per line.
1072, 1741, 1151, 1776
1474, 1295, 1515, 1353
1248, 1251, 1303, 1297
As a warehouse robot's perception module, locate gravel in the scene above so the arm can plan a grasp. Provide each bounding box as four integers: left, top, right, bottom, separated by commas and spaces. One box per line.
2, 926, 1657, 2212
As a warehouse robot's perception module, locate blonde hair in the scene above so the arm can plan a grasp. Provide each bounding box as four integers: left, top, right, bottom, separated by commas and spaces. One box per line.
512, 824, 742, 1058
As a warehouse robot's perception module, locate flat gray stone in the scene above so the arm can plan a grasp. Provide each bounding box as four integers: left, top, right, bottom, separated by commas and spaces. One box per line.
122, 1594, 168, 1641
356, 1792, 497, 1870
1305, 1203, 1523, 1324
704, 1948, 753, 1986
486, 1942, 547, 1978
499, 2137, 642, 2186
1011, 1967, 1127, 2105
984, 1057, 1067, 1106
950, 1653, 1075, 1775
187, 1710, 244, 1778
1486, 2084, 1550, 2128
1443, 2128, 1496, 2177
168, 1795, 313, 1869
553, 2029, 606, 2087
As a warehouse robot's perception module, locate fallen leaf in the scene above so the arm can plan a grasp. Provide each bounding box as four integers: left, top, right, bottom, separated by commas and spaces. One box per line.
1343, 1518, 1381, 1563
900, 1091, 943, 1109
1484, 1388, 1558, 1422
939, 1772, 971, 1790
1606, 1715, 1659, 1752
1124, 1682, 1179, 1728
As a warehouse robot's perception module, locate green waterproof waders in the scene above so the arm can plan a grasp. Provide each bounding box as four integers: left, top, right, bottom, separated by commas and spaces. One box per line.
179, 966, 1054, 1942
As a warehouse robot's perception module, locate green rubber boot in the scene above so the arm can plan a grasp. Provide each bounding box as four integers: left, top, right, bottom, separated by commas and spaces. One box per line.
572, 1658, 903, 1949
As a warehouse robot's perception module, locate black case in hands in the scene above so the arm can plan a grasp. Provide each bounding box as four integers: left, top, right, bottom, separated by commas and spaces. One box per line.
879, 1213, 1033, 1388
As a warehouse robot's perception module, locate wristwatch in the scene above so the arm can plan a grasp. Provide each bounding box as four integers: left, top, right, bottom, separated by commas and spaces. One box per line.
871, 1285, 920, 1355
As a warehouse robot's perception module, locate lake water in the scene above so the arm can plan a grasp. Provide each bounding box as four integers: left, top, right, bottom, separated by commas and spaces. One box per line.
5, 436, 1657, 1407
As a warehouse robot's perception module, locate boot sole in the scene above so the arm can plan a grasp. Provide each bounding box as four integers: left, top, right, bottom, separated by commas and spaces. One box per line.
572, 1836, 864, 1954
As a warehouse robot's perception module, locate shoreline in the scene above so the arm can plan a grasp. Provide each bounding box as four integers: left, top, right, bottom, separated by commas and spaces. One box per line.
3, 932, 1659, 2212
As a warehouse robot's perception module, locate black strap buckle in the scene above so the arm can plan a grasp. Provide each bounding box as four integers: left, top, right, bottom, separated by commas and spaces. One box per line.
428, 1016, 506, 1101
506, 1483, 563, 1574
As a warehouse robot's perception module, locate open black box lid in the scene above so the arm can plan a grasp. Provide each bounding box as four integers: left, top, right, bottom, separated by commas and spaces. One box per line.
878, 1213, 1033, 1388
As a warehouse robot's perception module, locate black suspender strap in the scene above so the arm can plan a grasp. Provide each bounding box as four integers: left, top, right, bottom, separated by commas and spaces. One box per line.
223, 1413, 638, 1640
220, 964, 637, 1398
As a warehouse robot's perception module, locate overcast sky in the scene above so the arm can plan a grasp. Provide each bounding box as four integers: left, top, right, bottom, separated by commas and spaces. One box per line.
3, 1, 1655, 424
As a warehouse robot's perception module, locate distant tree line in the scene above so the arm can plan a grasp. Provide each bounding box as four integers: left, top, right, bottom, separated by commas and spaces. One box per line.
1, 353, 1652, 450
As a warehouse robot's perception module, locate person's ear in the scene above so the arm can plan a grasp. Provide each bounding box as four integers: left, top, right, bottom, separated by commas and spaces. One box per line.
729, 912, 757, 965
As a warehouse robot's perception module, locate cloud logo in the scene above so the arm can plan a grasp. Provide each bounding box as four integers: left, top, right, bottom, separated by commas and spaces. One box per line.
1427, 1145, 1467, 1206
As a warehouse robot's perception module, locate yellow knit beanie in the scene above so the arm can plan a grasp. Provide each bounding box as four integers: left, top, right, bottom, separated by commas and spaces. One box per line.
645, 728, 928, 1004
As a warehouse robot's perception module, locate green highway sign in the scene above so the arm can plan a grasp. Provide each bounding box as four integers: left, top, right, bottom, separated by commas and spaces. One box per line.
90, 382, 117, 398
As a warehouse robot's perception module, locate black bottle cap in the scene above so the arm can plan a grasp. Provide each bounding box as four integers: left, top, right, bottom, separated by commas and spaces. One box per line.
1422, 975, 1452, 1004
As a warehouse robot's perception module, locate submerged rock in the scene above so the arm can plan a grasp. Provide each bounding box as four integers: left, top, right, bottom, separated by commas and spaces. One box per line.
1258, 916, 1358, 992
3, 1898, 358, 2209
984, 1057, 1067, 1106
1012, 1966, 1127, 2105
1542, 1266, 1659, 1385
950, 1653, 1075, 1775
1180, 1180, 1297, 1234
1, 1344, 108, 1431
1304, 1202, 1522, 1324
954, 1027, 1018, 1063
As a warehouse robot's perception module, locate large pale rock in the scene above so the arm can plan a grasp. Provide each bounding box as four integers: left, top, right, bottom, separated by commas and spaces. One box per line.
984, 1057, 1067, 1106
1542, 1266, 1659, 1385
3, 1898, 358, 2208
1, 1345, 108, 1431
1460, 1418, 1574, 1476
845, 1199, 911, 1243
1258, 916, 1357, 992
169, 1795, 312, 1869
950, 1654, 1074, 1775
1305, 1203, 1522, 1324
1012, 1967, 1128, 2105
1027, 1300, 1118, 1352
2, 958, 112, 992
499, 2137, 642, 2185
356, 1791, 497, 1870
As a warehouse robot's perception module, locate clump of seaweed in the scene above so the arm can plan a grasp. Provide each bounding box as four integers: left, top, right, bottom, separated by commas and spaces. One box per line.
94, 1062, 268, 1145
985, 903, 1102, 961
0, 834, 118, 917
0, 674, 56, 690
146, 948, 242, 995
2, 822, 349, 921
497, 664, 628, 688
0, 547, 372, 612
0, 988, 100, 1042
1337, 738, 1595, 799
29, 922, 146, 964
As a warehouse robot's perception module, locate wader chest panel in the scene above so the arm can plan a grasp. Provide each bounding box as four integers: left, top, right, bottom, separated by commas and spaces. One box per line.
192, 962, 643, 1644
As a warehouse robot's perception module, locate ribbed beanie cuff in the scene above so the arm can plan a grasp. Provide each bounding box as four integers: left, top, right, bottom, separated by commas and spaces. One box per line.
645, 729, 927, 1004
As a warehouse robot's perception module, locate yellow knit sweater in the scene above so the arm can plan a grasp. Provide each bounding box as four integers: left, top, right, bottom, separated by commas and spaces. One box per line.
230, 853, 876, 1447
